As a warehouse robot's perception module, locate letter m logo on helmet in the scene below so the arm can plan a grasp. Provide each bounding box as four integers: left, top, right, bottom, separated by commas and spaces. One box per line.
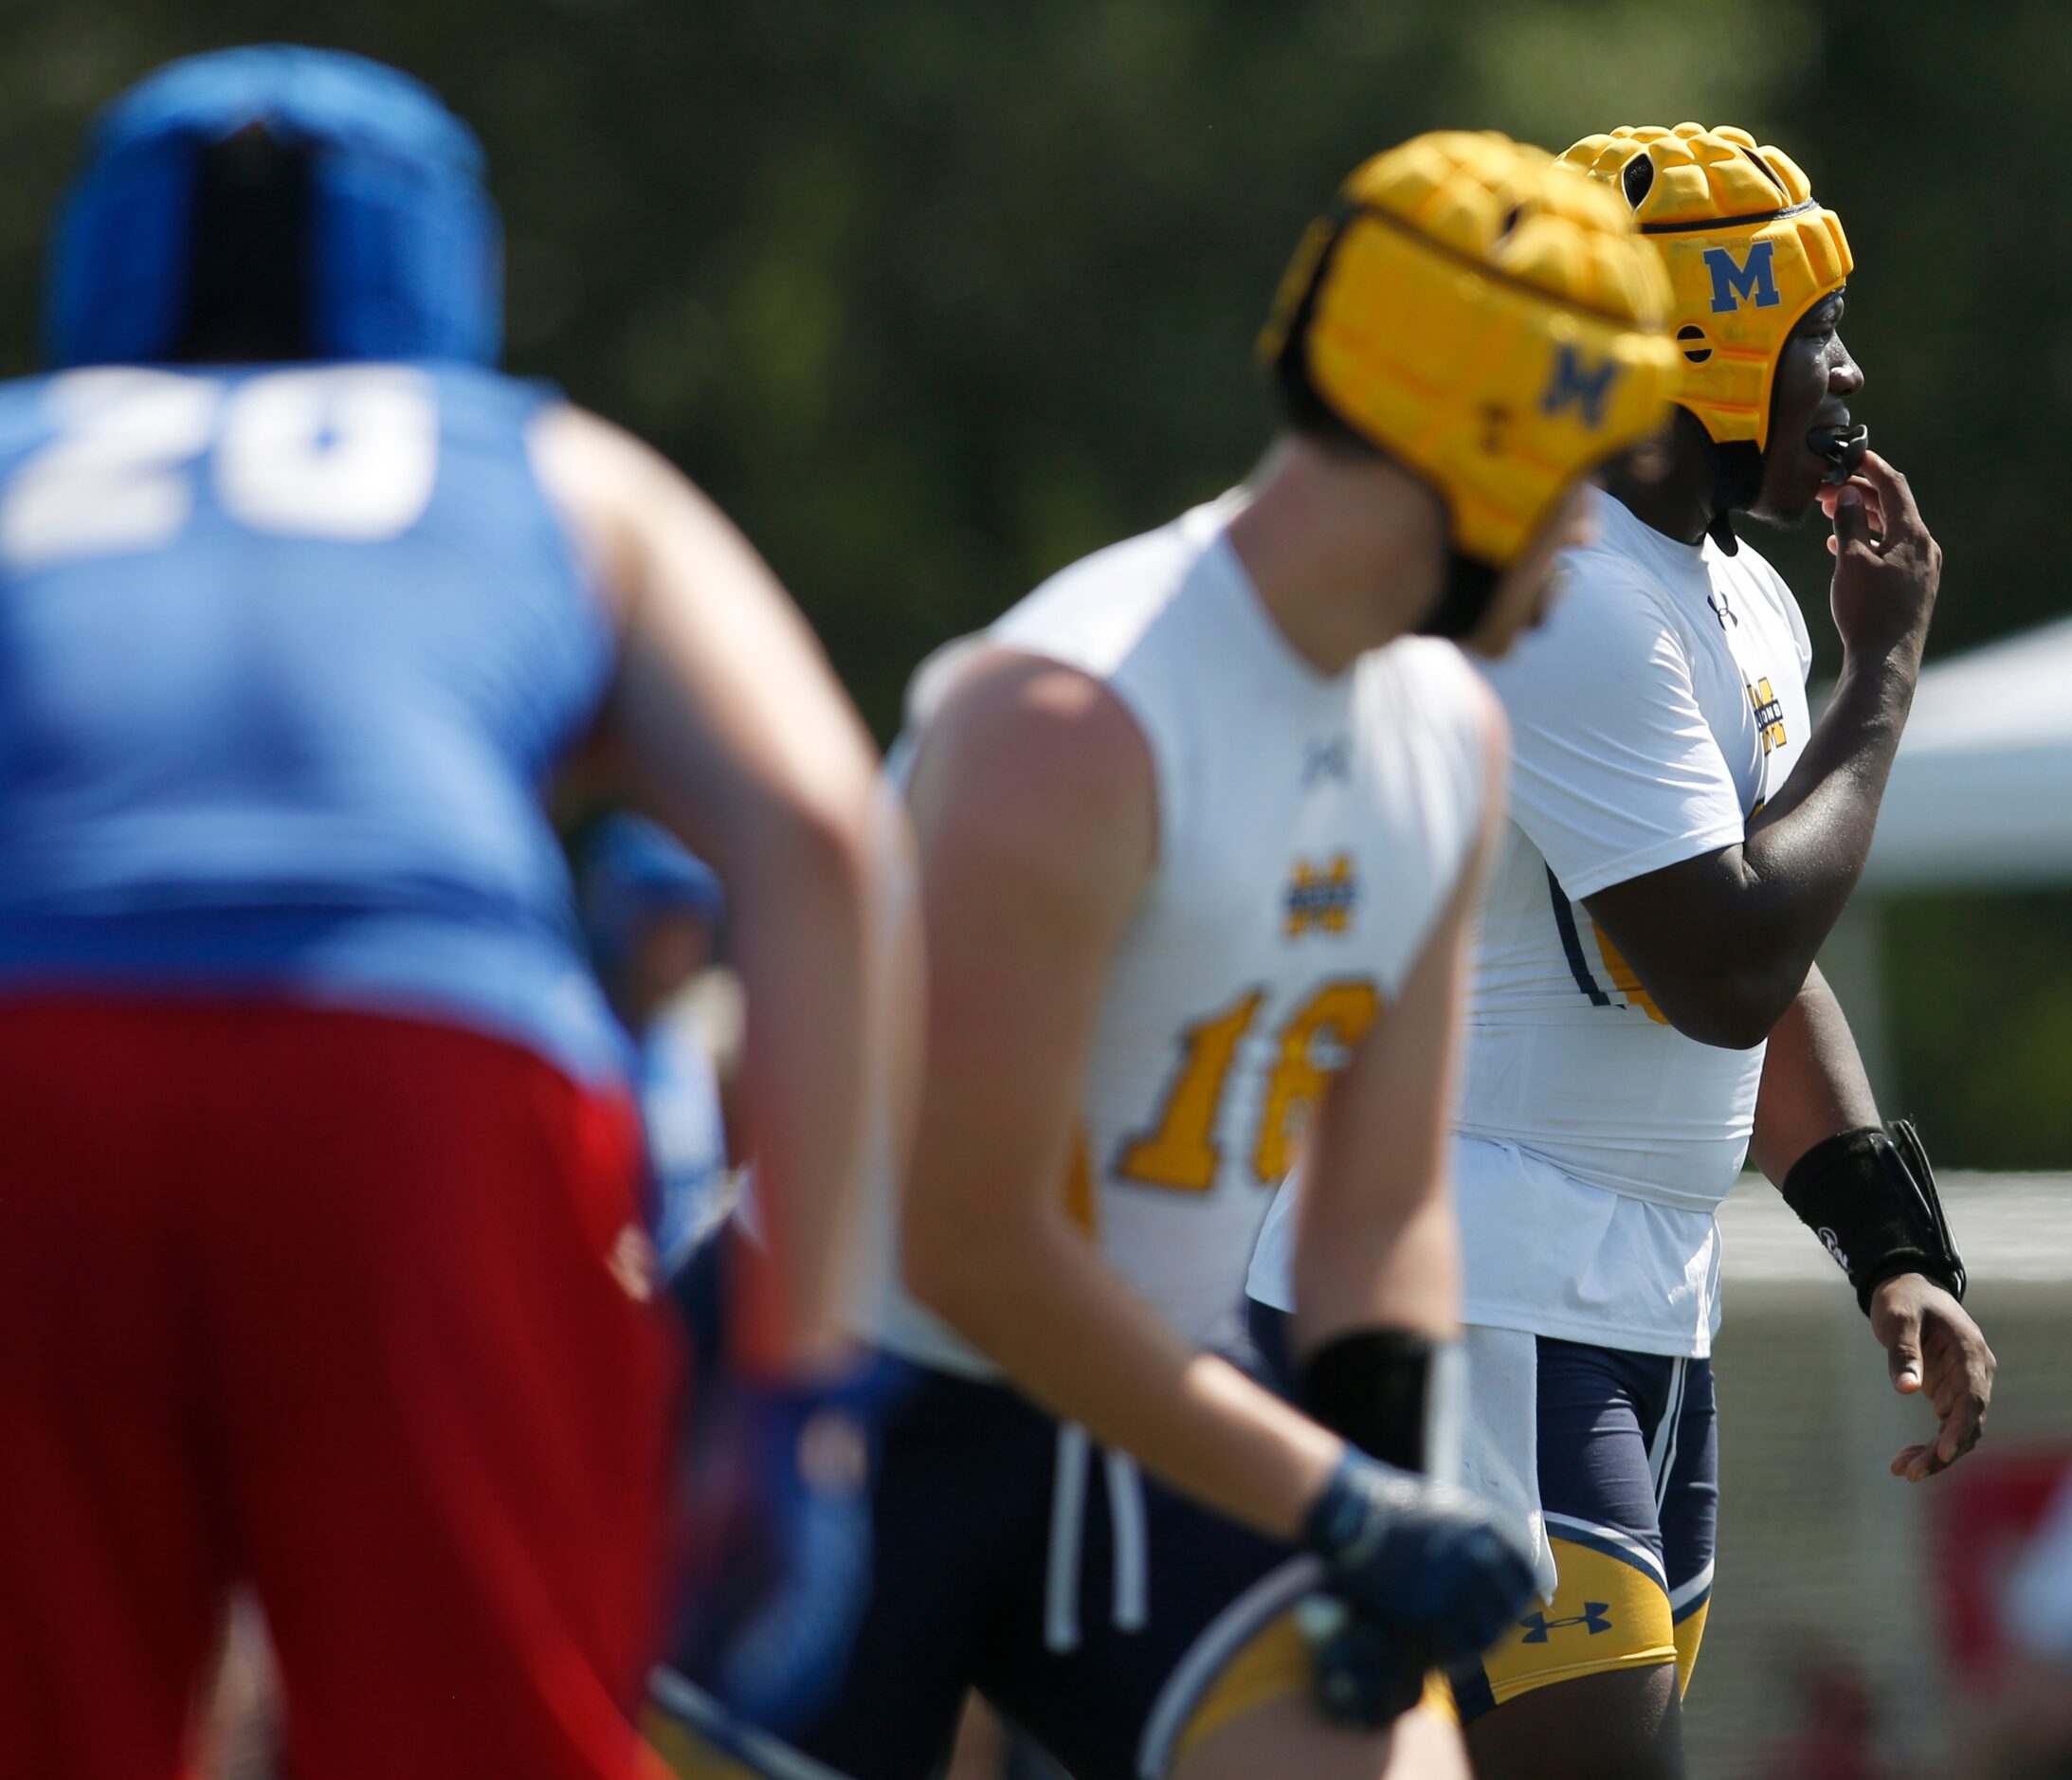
1702, 239, 1782, 314
1539, 343, 1619, 429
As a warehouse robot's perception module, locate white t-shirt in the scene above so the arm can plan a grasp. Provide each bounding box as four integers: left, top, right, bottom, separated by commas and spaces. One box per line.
1457, 488, 1812, 1356
871, 496, 1491, 1377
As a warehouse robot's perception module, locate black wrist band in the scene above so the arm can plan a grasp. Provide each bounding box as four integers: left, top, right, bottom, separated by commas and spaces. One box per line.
1300, 1329, 1445, 1473
1778, 1119, 1967, 1314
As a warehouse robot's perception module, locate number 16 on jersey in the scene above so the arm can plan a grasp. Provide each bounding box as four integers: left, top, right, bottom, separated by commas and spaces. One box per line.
1117, 980, 1379, 1192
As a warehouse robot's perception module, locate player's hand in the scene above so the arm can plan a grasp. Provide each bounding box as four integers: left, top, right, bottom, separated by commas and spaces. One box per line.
1868, 1273, 1995, 1481
1824, 452, 1941, 665
661, 1365, 886, 1735
1298, 1451, 1534, 1725
1296, 1595, 1430, 1729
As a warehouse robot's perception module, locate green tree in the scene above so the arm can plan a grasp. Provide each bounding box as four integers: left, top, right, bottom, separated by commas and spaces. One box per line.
5, 0, 2066, 1163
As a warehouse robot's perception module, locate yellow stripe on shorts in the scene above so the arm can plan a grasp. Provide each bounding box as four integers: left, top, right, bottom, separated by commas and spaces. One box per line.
1672, 1596, 1709, 1697
1173, 1608, 1310, 1762
1172, 1611, 1462, 1760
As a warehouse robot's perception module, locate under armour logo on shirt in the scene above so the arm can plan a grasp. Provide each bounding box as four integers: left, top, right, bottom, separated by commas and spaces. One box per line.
1303, 738, 1351, 784
1708, 590, 1736, 629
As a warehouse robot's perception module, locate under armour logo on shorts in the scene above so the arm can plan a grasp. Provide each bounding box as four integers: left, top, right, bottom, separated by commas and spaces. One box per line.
1518, 1603, 1612, 1642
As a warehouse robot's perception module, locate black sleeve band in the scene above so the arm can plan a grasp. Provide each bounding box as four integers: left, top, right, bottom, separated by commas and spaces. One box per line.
1300, 1329, 1444, 1473
1777, 1119, 1967, 1314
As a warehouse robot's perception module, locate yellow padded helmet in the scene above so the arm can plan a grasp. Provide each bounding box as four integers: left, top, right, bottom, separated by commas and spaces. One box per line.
1261, 130, 1680, 574
1558, 123, 1852, 452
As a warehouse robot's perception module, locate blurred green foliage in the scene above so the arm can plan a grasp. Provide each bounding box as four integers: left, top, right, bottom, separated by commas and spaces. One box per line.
1, 0, 2065, 1162
1881, 890, 2072, 1169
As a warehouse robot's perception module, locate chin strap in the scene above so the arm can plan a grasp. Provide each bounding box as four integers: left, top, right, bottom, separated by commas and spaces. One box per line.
1415, 552, 1500, 640
1701, 438, 1765, 555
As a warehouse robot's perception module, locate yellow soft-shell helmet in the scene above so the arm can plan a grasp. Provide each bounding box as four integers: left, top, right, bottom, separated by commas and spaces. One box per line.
1558, 123, 1852, 452
1262, 131, 1681, 573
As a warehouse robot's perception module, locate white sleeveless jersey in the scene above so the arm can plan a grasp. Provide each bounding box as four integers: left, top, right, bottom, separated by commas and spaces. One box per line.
1455, 487, 1812, 1356
872, 495, 1490, 1377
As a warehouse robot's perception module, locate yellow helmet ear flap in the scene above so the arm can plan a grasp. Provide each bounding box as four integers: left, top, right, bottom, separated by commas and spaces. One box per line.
1262, 132, 1680, 572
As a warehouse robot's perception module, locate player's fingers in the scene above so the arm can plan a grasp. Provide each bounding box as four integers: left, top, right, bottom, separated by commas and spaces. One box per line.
1830, 484, 1874, 555
1945, 1358, 1992, 1464
1966, 1333, 1999, 1406
1933, 1326, 1994, 1439
1938, 1399, 1982, 1467
1907, 1433, 1960, 1481
1817, 475, 1883, 531
1884, 1306, 1924, 1392
1851, 452, 1926, 540
1890, 1396, 1986, 1482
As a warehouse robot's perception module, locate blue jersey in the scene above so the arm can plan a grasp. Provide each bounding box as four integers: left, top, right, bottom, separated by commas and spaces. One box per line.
0, 362, 625, 1081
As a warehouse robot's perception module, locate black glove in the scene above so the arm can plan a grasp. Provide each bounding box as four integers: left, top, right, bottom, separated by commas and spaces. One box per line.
1297, 1449, 1534, 1727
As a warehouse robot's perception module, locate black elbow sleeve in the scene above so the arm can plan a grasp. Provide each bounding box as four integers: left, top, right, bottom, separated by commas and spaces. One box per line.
1300, 1329, 1464, 1474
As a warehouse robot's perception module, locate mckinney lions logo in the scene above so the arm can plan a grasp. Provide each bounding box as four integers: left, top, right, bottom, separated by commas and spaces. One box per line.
1704, 239, 1783, 314
1540, 343, 1619, 429
1747, 677, 1787, 754
1284, 855, 1357, 936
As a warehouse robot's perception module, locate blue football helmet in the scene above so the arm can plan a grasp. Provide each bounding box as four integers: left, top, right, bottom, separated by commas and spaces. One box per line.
46, 45, 501, 368
577, 814, 725, 973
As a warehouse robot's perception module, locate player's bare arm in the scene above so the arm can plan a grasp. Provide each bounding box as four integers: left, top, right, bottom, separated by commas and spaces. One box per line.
900, 647, 1342, 1541
534, 403, 921, 1373
1291, 683, 1511, 1354
1745, 964, 1878, 1170
1751, 967, 1994, 1481
1584, 447, 1940, 1050
1583, 448, 1938, 1050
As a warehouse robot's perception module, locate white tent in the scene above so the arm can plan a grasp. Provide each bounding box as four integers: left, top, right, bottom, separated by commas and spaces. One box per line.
1863, 615, 2072, 890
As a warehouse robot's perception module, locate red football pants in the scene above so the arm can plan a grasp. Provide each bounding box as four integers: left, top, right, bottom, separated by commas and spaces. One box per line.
0, 998, 682, 1780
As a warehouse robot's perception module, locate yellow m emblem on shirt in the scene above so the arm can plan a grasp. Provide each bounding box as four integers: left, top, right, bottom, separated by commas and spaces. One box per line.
1284, 855, 1357, 936
1747, 678, 1787, 754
